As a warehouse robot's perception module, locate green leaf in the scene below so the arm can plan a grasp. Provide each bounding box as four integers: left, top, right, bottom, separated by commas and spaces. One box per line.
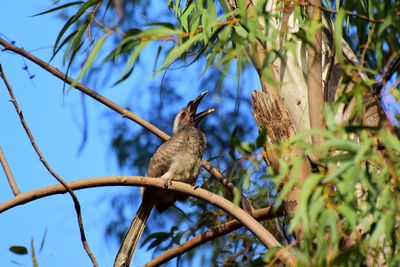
72, 33, 109, 86
323, 161, 353, 183
124, 28, 142, 37
233, 24, 248, 39
201, 10, 211, 45
239, 142, 255, 154
323, 153, 354, 163
147, 22, 175, 29
370, 215, 386, 246
380, 131, 400, 153
50, 29, 78, 61
39, 228, 47, 253
180, 3, 195, 33
158, 33, 202, 71
153, 45, 163, 72
31, 238, 38, 267
298, 174, 322, 224
263, 247, 280, 262
135, 27, 179, 39
31, 1, 84, 17
62, 21, 88, 64
54, 0, 99, 53
320, 209, 338, 243
256, 127, 267, 148
117, 41, 149, 82
338, 204, 357, 228
331, 244, 360, 265
9, 246, 28, 255
102, 40, 139, 64
367, 0, 373, 19
207, 0, 217, 21
333, 9, 345, 62
275, 157, 304, 208
142, 232, 170, 250
377, 16, 393, 37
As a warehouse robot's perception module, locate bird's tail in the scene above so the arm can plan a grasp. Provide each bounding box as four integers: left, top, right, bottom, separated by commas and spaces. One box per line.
114, 201, 153, 267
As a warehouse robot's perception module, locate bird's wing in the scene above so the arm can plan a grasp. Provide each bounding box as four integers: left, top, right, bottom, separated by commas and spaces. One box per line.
145, 133, 187, 178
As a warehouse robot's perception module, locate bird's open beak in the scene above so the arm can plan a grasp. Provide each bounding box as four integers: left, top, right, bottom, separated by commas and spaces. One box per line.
187, 91, 215, 123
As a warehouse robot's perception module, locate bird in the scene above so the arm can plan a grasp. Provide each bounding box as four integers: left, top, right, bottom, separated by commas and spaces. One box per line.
114, 91, 215, 267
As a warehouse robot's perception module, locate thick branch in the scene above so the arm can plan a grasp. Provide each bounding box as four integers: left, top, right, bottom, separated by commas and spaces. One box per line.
0, 176, 296, 266
0, 147, 20, 196
0, 64, 98, 267
0, 38, 252, 212
307, 0, 324, 144
145, 206, 284, 267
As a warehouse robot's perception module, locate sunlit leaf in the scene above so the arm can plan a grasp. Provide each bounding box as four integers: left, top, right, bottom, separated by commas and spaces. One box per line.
72, 33, 109, 86
53, 0, 99, 54
158, 33, 202, 71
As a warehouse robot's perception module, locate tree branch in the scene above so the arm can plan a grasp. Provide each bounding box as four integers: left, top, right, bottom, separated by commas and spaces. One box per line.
0, 147, 20, 196
0, 37, 253, 213
145, 206, 284, 267
0, 38, 168, 140
0, 65, 98, 267
0, 176, 295, 266
375, 53, 400, 95
307, 0, 325, 145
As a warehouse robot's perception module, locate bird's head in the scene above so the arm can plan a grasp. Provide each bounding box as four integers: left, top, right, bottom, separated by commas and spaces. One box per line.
173, 91, 215, 133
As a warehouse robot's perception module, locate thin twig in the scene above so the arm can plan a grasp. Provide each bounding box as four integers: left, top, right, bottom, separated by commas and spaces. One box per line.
0, 37, 253, 213
300, 1, 386, 24
0, 176, 295, 266
0, 65, 98, 267
87, 1, 102, 40
375, 53, 400, 95
145, 206, 284, 267
0, 147, 20, 196
360, 24, 375, 67
111, 0, 125, 28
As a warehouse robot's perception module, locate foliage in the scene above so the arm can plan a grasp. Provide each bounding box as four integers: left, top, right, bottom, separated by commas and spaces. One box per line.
8, 231, 47, 267
274, 116, 400, 266
34, 0, 400, 266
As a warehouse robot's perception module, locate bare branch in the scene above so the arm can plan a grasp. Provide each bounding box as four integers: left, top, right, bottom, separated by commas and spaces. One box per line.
0, 38, 253, 213
0, 64, 98, 267
145, 206, 284, 267
0, 176, 296, 266
0, 147, 20, 196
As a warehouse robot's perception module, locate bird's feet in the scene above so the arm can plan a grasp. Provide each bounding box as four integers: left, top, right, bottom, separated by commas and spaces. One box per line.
191, 183, 199, 190
162, 177, 172, 189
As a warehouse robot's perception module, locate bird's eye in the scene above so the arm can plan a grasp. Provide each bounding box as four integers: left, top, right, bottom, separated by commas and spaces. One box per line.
181, 110, 188, 118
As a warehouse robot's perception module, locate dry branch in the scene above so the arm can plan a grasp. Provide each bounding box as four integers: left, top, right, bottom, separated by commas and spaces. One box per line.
0, 65, 98, 267
0, 176, 296, 266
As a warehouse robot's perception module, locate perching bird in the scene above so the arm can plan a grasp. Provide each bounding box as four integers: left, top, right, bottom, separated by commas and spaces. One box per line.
114, 91, 215, 267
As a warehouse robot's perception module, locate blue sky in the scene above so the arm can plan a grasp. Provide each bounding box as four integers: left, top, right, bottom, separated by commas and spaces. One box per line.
0, 2, 148, 266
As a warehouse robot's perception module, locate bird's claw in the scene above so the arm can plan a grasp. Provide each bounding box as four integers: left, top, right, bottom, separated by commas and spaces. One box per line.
191, 183, 199, 190
162, 178, 172, 189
